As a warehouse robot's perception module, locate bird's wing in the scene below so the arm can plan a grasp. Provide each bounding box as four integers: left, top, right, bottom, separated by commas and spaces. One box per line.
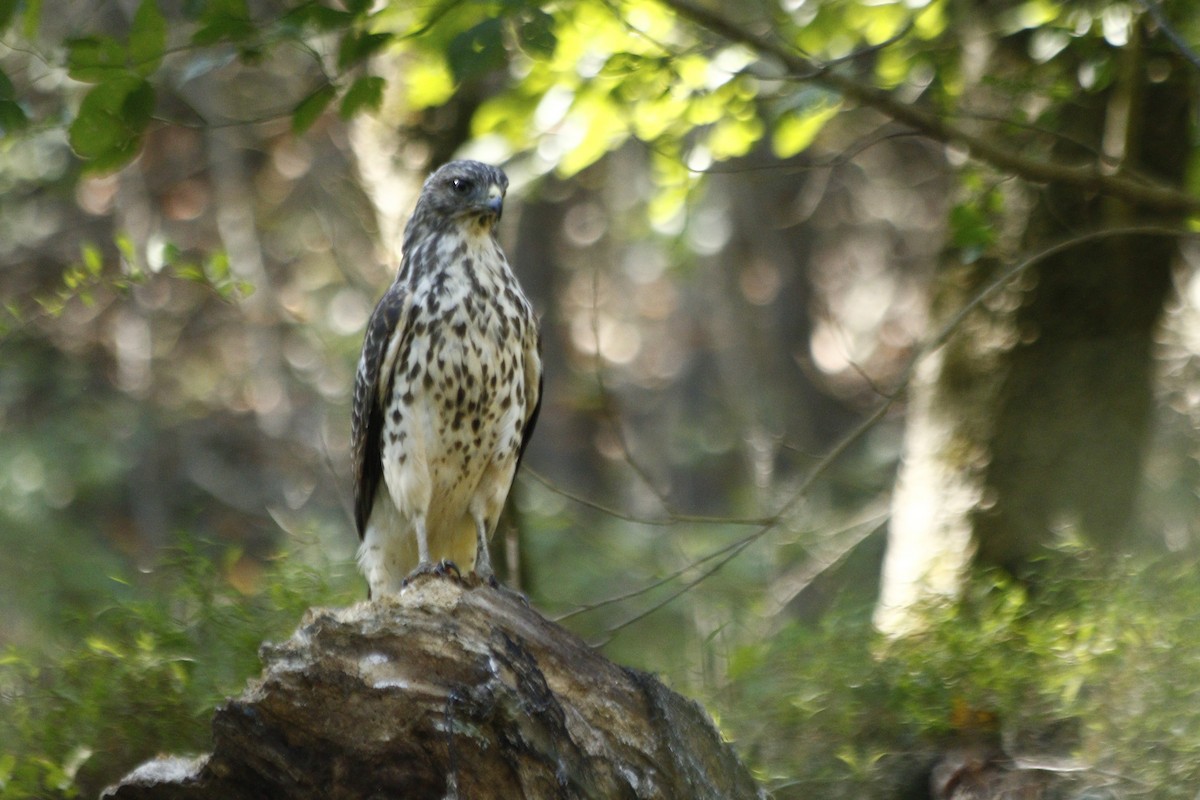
515, 323, 543, 472
351, 281, 409, 539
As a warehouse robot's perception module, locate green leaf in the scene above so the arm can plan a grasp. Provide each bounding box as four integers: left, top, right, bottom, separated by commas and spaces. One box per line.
162, 241, 183, 265
949, 201, 997, 262
291, 84, 335, 135
281, 4, 352, 33
69, 84, 127, 158
0, 0, 19, 32
707, 115, 763, 159
772, 99, 840, 158
129, 0, 167, 76
0, 100, 26, 133
81, 243, 104, 276
205, 249, 230, 281
336, 30, 391, 70
600, 52, 659, 78
201, 0, 250, 20
0, 67, 26, 133
339, 75, 384, 119
191, 0, 253, 45
68, 78, 156, 172
516, 9, 556, 58
115, 232, 141, 279
66, 36, 127, 83
447, 18, 506, 83
343, 0, 372, 14
123, 78, 157, 125
66, 1, 165, 82
192, 17, 255, 46
19, 0, 38, 38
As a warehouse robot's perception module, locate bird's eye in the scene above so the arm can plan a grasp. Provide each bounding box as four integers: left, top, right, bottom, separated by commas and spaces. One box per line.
450, 177, 472, 195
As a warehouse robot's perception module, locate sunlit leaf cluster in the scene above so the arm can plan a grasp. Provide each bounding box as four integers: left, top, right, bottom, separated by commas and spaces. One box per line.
728, 552, 1200, 798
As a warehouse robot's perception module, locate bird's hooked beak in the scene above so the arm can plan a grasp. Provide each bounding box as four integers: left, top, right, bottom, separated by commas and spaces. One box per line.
486, 183, 504, 218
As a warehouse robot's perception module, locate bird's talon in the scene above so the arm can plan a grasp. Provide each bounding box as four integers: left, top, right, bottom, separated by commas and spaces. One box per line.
402, 560, 461, 587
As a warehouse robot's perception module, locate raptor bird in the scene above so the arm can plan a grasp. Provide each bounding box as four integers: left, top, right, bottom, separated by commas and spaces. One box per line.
351, 160, 542, 597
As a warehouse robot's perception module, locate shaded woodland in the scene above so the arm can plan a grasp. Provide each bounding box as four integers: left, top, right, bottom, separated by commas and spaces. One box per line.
3, 0, 1200, 797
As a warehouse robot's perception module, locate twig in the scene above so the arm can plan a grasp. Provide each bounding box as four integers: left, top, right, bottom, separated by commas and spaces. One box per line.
576, 224, 1199, 637
589, 262, 675, 509
523, 468, 772, 527
554, 517, 771, 623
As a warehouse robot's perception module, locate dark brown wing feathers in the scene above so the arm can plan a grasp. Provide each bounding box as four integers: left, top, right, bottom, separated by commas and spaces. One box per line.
351, 283, 406, 538
515, 329, 542, 474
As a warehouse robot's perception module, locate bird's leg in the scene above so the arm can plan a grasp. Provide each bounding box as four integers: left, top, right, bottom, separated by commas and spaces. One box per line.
472, 513, 498, 588
403, 516, 459, 586
416, 514, 432, 565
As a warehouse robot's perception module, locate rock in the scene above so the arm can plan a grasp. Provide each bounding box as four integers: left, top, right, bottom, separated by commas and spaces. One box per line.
103, 578, 765, 800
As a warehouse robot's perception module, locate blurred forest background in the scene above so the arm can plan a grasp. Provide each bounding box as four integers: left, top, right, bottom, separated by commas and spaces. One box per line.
3, 0, 1200, 797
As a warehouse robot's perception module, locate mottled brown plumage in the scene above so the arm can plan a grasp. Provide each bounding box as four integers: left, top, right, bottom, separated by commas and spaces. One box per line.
351, 160, 541, 597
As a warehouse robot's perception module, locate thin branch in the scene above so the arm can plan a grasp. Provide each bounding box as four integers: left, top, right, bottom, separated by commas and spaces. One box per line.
590, 535, 757, 646
591, 513, 888, 646
817, 20, 916, 71
577, 385, 902, 633
765, 513, 888, 617
555, 531, 751, 623
588, 262, 675, 509
657, 0, 1200, 216
683, 129, 926, 177
523, 468, 772, 527
575, 224, 1199, 637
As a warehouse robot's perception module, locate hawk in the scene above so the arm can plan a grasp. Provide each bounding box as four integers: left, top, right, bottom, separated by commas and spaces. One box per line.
351, 160, 542, 597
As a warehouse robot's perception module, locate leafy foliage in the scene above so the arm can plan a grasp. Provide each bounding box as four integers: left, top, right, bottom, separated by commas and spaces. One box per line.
2, 0, 1200, 797
0, 239, 249, 338
0, 65, 26, 133
3, 0, 1182, 211
9, 540, 1200, 798
64, 0, 165, 172
727, 550, 1200, 798
0, 541, 359, 798
1, 0, 947, 177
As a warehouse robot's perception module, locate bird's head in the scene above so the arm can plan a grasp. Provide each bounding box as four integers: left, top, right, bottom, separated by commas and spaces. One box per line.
417, 160, 509, 231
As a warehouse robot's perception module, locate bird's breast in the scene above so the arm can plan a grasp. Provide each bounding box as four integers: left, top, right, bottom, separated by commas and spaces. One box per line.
382, 267, 532, 479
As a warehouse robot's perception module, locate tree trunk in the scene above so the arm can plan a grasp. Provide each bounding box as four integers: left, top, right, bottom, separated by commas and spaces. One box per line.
103, 579, 766, 800
878, 19, 1192, 631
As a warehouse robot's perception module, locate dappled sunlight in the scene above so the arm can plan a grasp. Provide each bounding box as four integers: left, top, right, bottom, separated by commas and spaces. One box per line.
3, 0, 1200, 795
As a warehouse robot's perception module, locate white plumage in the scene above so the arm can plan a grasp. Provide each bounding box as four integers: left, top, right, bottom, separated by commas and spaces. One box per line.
351, 161, 541, 597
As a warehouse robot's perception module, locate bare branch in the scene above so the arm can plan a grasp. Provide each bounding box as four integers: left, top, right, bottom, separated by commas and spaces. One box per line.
588, 264, 675, 508
570, 224, 1199, 635
523, 468, 773, 528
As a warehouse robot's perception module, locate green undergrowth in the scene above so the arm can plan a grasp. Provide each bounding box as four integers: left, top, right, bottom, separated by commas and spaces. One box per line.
725, 550, 1200, 798
0, 542, 359, 799
7, 540, 1200, 799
